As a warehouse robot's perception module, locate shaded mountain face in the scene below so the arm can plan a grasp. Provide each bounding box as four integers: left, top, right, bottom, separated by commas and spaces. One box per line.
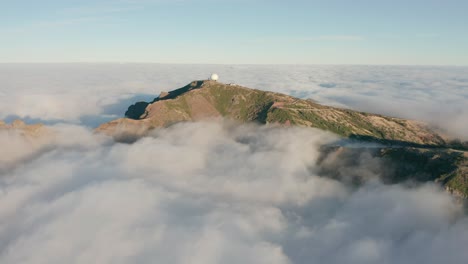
97, 80, 451, 147
317, 145, 468, 199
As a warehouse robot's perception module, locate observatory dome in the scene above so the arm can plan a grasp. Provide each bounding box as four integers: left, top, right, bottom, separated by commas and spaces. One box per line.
210, 73, 219, 81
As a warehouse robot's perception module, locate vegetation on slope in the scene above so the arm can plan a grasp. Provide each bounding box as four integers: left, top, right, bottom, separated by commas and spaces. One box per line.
118, 80, 452, 147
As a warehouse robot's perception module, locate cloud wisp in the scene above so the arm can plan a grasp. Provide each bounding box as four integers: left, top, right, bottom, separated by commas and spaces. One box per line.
0, 122, 467, 264
250, 35, 364, 43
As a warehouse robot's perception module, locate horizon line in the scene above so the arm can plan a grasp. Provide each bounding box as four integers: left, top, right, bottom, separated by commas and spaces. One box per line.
1, 62, 467, 67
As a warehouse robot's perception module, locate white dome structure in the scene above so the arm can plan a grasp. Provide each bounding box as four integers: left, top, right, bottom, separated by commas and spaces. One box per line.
210, 73, 219, 81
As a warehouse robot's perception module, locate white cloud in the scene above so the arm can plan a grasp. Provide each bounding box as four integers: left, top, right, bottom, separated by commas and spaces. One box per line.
0, 122, 467, 264
251, 35, 364, 43
311, 35, 364, 41
415, 33, 439, 38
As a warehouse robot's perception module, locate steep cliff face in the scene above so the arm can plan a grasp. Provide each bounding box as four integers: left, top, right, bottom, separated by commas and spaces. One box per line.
97, 80, 450, 147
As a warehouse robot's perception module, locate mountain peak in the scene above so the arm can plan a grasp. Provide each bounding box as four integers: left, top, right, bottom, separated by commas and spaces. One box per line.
97, 80, 455, 148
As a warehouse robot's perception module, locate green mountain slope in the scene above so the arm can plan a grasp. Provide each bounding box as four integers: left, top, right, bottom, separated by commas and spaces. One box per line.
97, 80, 449, 147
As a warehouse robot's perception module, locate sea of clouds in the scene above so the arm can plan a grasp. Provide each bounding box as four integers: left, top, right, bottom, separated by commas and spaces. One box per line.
0, 64, 467, 139
0, 63, 468, 140
0, 64, 468, 263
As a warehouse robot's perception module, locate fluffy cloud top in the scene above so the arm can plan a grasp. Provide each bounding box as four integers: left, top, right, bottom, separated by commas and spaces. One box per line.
0, 122, 467, 264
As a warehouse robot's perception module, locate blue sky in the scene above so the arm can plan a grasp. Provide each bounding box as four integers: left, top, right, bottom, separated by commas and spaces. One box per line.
1, 0, 467, 65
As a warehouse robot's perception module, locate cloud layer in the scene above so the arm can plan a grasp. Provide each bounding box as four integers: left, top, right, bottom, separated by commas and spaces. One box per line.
0, 64, 466, 139
0, 122, 467, 264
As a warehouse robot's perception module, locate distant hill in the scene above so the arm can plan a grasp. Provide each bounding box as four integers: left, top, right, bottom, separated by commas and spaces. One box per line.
0, 119, 46, 137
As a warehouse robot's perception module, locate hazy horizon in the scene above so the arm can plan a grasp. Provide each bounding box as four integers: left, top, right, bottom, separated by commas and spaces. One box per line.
2, 62, 468, 66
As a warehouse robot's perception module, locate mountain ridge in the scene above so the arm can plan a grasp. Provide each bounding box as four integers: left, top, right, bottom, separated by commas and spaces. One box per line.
93, 80, 467, 198
97, 80, 460, 149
